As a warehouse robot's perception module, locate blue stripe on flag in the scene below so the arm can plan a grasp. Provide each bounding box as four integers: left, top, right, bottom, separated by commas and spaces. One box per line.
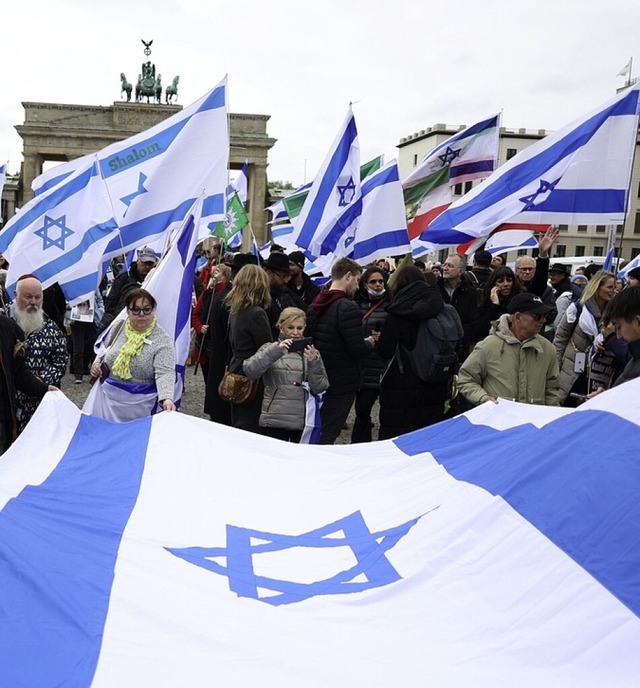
100, 85, 226, 180
34, 169, 75, 197
175, 214, 197, 340
394, 410, 640, 617
428, 115, 499, 160
0, 414, 150, 686
430, 88, 640, 231
449, 160, 495, 180
296, 117, 358, 249
354, 229, 411, 258
523, 189, 626, 214
0, 165, 97, 248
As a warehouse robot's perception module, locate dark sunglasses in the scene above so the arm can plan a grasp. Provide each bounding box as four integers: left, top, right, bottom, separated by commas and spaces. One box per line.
129, 306, 154, 316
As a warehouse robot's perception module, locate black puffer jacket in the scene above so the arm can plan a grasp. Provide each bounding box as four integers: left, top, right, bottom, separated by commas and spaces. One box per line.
437, 273, 478, 357
306, 290, 373, 395
354, 295, 389, 390
376, 280, 447, 439
288, 272, 321, 309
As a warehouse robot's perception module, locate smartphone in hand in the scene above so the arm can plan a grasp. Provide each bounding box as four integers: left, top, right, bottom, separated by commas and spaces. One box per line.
288, 336, 313, 353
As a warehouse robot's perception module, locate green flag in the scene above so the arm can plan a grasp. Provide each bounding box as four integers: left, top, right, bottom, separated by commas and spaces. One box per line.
211, 192, 249, 242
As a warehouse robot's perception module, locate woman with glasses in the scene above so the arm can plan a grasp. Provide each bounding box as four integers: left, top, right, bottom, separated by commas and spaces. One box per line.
86, 288, 176, 421
351, 266, 389, 442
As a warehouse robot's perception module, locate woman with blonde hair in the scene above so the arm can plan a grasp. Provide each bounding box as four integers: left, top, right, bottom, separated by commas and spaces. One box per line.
243, 307, 328, 442
225, 264, 272, 432
554, 270, 616, 406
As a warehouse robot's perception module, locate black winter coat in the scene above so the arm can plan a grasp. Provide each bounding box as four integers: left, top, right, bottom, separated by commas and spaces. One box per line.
437, 274, 478, 357
100, 263, 146, 331
354, 295, 389, 390
306, 291, 373, 395
288, 272, 321, 309
204, 285, 232, 424
0, 316, 49, 449
376, 281, 448, 439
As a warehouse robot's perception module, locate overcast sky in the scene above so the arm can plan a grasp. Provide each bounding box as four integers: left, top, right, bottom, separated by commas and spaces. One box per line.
1, 0, 637, 185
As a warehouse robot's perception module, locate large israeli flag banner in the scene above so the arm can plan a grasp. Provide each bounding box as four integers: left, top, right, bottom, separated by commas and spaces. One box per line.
424, 81, 640, 249
1, 382, 639, 686
32, 78, 229, 255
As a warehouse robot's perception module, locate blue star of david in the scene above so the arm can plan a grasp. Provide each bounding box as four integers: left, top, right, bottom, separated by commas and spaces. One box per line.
438, 146, 461, 166
337, 177, 356, 206
166, 510, 429, 606
344, 234, 355, 248
120, 173, 148, 214
519, 177, 561, 212
34, 215, 74, 250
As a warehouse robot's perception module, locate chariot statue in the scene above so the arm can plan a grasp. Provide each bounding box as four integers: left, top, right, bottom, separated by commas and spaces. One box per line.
120, 40, 180, 105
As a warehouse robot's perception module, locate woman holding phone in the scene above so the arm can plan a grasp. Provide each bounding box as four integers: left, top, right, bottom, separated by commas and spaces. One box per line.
243, 307, 329, 442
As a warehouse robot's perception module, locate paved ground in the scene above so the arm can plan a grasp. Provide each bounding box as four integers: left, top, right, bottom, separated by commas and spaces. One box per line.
60, 364, 370, 445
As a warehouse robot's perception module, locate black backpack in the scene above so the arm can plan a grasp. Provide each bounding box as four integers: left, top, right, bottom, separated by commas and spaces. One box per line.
402, 305, 464, 383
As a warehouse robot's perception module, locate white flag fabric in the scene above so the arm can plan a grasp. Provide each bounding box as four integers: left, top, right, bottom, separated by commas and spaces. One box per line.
32, 78, 228, 254
2, 380, 640, 686
484, 228, 538, 255
321, 159, 410, 264
90, 196, 202, 411
0, 158, 118, 305
233, 160, 249, 205
290, 107, 361, 257
618, 58, 632, 78
424, 82, 640, 250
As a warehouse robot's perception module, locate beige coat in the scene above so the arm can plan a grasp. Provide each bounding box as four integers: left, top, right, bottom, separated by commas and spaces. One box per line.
458, 314, 560, 406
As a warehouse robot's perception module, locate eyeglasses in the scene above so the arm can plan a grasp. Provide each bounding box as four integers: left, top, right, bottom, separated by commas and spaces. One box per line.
517, 267, 535, 272
367, 279, 384, 285
128, 306, 154, 316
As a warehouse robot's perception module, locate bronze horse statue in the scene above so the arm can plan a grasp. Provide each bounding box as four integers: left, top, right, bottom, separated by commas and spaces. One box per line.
165, 76, 180, 104
120, 73, 132, 102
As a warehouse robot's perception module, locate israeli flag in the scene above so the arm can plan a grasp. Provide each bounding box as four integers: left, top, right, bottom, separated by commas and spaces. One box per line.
0, 158, 118, 305
290, 107, 361, 257
424, 82, 640, 249
618, 252, 640, 278
484, 228, 538, 256
1, 381, 640, 685
33, 78, 229, 256
342, 160, 411, 264
233, 160, 249, 205
91, 195, 202, 411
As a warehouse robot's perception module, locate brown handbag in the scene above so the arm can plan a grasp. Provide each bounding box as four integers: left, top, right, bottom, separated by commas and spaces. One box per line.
218, 368, 259, 405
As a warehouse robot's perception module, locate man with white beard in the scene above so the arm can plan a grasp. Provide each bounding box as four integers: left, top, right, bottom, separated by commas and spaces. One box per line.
10, 276, 68, 431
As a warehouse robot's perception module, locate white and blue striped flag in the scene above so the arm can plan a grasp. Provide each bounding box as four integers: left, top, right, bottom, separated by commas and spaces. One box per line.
32, 78, 229, 256
0, 157, 118, 305
1, 380, 640, 685
233, 160, 249, 206
618, 252, 640, 278
290, 107, 360, 257
91, 195, 202, 411
423, 82, 640, 249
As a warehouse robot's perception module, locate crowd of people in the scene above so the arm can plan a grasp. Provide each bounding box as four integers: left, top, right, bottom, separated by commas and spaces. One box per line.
1, 227, 640, 454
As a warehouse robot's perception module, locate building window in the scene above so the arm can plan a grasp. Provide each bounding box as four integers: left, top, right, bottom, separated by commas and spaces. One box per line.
555, 245, 566, 258
464, 181, 473, 194
577, 225, 587, 232
453, 183, 462, 196
413, 154, 418, 166
595, 225, 606, 233
532, 248, 539, 258
593, 246, 604, 257
517, 249, 527, 256
632, 247, 640, 259
575, 245, 585, 257
635, 213, 640, 234
506, 148, 517, 160
558, 224, 568, 232
438, 249, 448, 263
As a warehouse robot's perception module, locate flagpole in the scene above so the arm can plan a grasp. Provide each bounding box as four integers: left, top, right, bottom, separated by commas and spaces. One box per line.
628, 57, 633, 88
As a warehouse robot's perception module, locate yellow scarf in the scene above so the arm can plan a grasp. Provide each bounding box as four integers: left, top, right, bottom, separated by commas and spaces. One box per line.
111, 317, 157, 380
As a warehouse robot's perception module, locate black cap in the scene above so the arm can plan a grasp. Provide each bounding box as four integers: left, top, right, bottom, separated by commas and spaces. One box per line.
288, 251, 305, 270
508, 293, 554, 315
226, 253, 259, 271
548, 262, 570, 275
